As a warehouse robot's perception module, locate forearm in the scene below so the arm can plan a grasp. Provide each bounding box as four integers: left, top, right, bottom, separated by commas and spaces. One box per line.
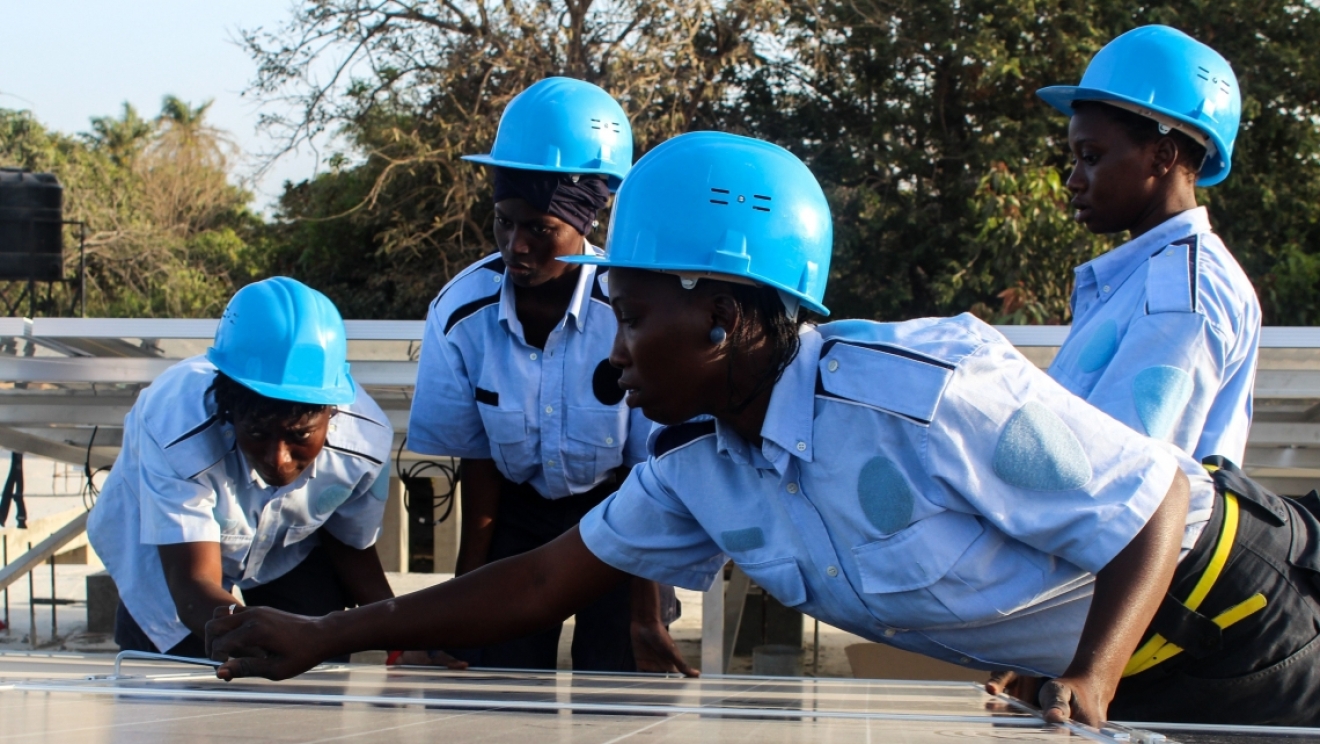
455, 458, 502, 575
630, 576, 663, 624
321, 529, 394, 606
311, 527, 626, 659
1064, 467, 1190, 696
159, 542, 238, 637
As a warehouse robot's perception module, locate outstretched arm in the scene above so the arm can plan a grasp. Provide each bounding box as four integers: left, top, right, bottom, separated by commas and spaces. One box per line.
207, 526, 625, 680
1041, 466, 1190, 726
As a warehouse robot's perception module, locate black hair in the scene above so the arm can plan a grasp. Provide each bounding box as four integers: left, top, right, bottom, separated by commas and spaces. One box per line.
1072, 101, 1208, 177
717, 281, 806, 415
208, 371, 331, 427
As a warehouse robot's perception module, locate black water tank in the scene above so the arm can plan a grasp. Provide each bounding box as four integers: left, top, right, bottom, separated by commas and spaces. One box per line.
0, 168, 64, 281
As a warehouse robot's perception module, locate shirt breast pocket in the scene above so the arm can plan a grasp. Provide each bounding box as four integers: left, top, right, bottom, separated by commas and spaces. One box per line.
218, 531, 253, 563
565, 406, 628, 485
479, 407, 535, 483
283, 522, 323, 548
739, 557, 808, 608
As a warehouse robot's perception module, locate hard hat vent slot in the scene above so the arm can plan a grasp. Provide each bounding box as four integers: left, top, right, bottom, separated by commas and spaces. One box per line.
710, 187, 730, 206
590, 119, 623, 133
753, 194, 772, 213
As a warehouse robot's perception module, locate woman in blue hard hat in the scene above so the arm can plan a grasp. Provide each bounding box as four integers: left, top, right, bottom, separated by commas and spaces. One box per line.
87, 277, 413, 660
208, 133, 1320, 726
1037, 25, 1260, 468
406, 77, 690, 675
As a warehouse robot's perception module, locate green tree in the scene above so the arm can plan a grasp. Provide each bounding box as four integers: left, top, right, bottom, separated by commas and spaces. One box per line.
244, 0, 778, 318
734, 0, 1320, 325
0, 100, 265, 318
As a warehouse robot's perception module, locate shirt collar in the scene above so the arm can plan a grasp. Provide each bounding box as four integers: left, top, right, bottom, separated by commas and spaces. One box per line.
713, 327, 821, 472
497, 241, 600, 338
1077, 207, 1211, 300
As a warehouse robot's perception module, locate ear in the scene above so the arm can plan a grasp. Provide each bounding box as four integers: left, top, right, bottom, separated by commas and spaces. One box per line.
710, 291, 743, 339
1152, 136, 1179, 179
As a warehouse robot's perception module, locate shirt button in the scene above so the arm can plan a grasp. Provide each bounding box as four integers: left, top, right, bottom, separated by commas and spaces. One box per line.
1102, 285, 1111, 293
529, 352, 538, 360
796, 441, 807, 452
827, 359, 839, 372
493, 274, 502, 283
826, 566, 839, 577
605, 437, 614, 445
545, 405, 554, 414
959, 656, 971, 664
546, 460, 556, 468
786, 483, 799, 494
883, 629, 896, 638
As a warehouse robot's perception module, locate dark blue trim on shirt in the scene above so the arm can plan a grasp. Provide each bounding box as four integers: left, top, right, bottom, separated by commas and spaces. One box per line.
653, 420, 717, 457
444, 292, 501, 335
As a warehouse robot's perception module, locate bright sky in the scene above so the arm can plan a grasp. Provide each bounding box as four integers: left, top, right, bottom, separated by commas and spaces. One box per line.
0, 0, 321, 211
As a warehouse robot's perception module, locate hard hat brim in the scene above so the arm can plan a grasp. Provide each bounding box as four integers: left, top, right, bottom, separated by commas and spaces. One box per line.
463, 154, 624, 192
1035, 85, 1230, 186
560, 254, 831, 317
207, 349, 358, 406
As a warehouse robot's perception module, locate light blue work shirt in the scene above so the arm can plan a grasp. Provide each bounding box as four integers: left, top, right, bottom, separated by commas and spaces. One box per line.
581, 315, 1215, 677
409, 249, 651, 499
1049, 208, 1260, 464
87, 356, 393, 652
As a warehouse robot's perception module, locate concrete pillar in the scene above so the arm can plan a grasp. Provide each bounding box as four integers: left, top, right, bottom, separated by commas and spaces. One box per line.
375, 476, 408, 573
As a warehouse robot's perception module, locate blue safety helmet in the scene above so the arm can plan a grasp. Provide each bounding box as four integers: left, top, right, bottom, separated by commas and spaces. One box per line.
563, 131, 833, 316
1037, 25, 1241, 187
207, 277, 356, 406
463, 77, 633, 191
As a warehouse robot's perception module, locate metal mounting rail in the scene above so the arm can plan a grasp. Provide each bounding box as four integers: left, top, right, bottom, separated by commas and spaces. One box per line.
107, 650, 222, 680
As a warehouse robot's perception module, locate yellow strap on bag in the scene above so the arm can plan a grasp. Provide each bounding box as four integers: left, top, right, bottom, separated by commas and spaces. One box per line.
1122, 491, 1241, 678
1126, 593, 1267, 676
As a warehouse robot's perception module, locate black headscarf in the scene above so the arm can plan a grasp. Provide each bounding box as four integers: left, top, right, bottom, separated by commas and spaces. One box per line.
492, 167, 610, 236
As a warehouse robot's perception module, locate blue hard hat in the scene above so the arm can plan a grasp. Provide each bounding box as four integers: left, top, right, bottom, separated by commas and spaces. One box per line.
563, 131, 834, 316
463, 77, 633, 190
1037, 25, 1241, 186
207, 277, 356, 406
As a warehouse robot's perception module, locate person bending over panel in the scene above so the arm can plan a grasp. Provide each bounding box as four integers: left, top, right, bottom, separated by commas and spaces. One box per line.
408, 77, 689, 675
89, 277, 449, 665
208, 134, 1320, 727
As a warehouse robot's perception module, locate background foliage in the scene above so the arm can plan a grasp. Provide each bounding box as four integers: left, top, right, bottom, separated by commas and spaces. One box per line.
1, 0, 1317, 324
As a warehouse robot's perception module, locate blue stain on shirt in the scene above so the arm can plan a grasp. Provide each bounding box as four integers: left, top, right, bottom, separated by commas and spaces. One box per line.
1133, 365, 1194, 440
314, 485, 355, 516
993, 402, 1093, 491
857, 456, 913, 534
1077, 319, 1119, 373
721, 527, 765, 552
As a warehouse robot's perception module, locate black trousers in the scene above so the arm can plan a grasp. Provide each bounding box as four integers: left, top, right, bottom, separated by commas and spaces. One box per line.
0, 452, 26, 529
114, 545, 349, 660
1110, 462, 1320, 726
451, 477, 677, 672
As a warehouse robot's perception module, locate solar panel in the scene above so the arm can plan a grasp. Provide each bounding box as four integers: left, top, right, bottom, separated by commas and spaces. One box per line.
5, 651, 1311, 743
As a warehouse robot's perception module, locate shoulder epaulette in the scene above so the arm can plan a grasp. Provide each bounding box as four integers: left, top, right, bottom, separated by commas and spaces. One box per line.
652, 420, 717, 458
1146, 236, 1200, 315
815, 339, 953, 425
325, 408, 390, 466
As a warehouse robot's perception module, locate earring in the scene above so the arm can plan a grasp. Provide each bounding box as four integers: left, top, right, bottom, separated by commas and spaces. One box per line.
709, 327, 727, 345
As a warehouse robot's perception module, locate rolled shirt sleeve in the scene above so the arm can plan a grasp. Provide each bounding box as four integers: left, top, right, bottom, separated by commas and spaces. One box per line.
135, 423, 223, 545
579, 462, 728, 591
322, 469, 388, 549
408, 301, 491, 459
926, 339, 1180, 575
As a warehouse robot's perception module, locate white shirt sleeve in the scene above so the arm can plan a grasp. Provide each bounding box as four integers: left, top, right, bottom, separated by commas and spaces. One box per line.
408, 305, 491, 459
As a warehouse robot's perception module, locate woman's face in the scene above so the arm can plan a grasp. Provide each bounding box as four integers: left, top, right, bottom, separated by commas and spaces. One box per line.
1065, 106, 1163, 235
494, 197, 583, 287
607, 268, 725, 425
234, 409, 331, 488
